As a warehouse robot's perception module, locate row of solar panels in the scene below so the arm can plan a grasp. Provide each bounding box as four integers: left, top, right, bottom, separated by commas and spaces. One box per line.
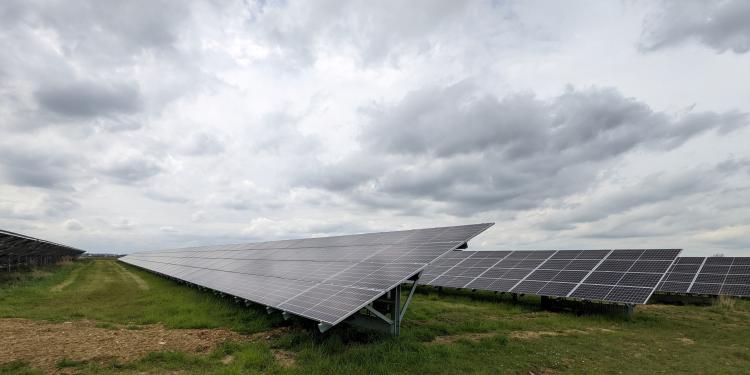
419, 249, 682, 304
657, 256, 750, 296
0, 229, 85, 258
420, 250, 750, 301
120, 223, 494, 326
119, 223, 744, 334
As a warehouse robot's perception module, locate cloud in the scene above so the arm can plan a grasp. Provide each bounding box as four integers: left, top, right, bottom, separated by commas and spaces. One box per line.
0, 143, 82, 189
296, 83, 748, 215
0, 0, 189, 59
159, 226, 178, 233
181, 132, 225, 156
111, 218, 136, 231
541, 159, 750, 231
96, 155, 163, 184
63, 219, 83, 231
0, 193, 80, 221
241, 217, 367, 240
640, 0, 750, 53
693, 225, 750, 246
34, 80, 141, 118
247, 0, 512, 67
143, 190, 190, 204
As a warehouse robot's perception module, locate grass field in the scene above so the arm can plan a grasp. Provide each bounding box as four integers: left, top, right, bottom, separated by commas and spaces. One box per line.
1, 260, 749, 374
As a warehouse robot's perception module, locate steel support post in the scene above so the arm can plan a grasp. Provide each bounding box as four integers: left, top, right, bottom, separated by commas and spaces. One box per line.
344, 272, 420, 336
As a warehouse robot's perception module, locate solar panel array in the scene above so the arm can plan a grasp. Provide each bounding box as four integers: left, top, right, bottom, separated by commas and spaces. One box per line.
1, 229, 85, 268
658, 257, 750, 297
421, 249, 682, 304
120, 223, 492, 326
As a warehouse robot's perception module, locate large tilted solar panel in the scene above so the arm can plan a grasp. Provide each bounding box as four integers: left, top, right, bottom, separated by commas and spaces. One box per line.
658, 257, 750, 297
0, 229, 85, 258
120, 223, 492, 326
422, 249, 681, 304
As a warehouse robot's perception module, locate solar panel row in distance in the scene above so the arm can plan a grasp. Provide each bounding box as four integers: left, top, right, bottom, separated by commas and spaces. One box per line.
658, 257, 750, 297
120, 223, 493, 328
423, 249, 681, 304
567, 249, 680, 304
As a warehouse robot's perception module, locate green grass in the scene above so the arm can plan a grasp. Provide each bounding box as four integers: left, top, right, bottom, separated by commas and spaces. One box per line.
0, 259, 277, 333
0, 361, 43, 375
2, 260, 750, 374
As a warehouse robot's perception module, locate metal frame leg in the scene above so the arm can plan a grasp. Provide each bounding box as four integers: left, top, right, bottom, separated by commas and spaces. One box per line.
344, 272, 421, 336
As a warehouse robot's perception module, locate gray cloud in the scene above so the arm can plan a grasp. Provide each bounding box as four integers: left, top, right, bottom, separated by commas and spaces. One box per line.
541, 159, 750, 231
362, 84, 746, 159
0, 145, 81, 189
182, 132, 225, 156
143, 190, 190, 204
0, 0, 189, 60
640, 0, 750, 53
249, 1, 508, 67
34, 80, 141, 119
64, 219, 83, 231
97, 156, 162, 184
297, 84, 748, 215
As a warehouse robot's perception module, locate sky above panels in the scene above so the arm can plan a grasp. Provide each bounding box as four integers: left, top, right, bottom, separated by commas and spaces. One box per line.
1, 0, 749, 255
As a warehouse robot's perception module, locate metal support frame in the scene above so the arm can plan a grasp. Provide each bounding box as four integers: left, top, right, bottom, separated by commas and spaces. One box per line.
649, 292, 717, 306
540, 295, 636, 317
342, 272, 421, 336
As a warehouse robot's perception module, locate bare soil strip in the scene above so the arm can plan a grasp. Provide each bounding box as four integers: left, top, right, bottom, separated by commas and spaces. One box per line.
510, 327, 615, 340
428, 332, 498, 345
111, 261, 150, 290
0, 318, 245, 373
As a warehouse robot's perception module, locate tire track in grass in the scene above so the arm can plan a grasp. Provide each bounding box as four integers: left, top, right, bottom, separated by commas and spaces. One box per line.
50, 264, 85, 292
111, 261, 150, 290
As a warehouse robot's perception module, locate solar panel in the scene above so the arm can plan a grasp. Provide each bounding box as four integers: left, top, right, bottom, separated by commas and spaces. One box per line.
657, 257, 750, 297
120, 223, 493, 327
1, 229, 85, 270
422, 248, 682, 304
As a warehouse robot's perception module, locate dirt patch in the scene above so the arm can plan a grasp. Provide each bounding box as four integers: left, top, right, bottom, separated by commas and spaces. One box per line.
429, 332, 498, 345
510, 327, 614, 340
678, 337, 695, 345
221, 355, 235, 364
272, 349, 297, 368
112, 262, 150, 290
249, 326, 292, 341
528, 367, 558, 375
0, 318, 245, 373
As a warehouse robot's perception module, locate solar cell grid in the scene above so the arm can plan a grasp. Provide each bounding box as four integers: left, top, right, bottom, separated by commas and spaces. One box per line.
423, 248, 682, 304
121, 223, 493, 326
656, 257, 750, 297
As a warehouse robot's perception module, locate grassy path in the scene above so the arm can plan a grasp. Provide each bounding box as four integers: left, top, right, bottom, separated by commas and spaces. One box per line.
49, 264, 83, 292
110, 261, 149, 290
1, 260, 749, 374
0, 260, 274, 332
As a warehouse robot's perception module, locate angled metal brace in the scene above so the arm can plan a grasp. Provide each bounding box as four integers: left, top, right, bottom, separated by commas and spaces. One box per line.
282, 311, 292, 321
266, 306, 277, 314
399, 274, 420, 321
365, 304, 393, 324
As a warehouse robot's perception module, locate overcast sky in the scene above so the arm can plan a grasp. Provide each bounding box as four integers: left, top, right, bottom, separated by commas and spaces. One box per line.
1, 0, 749, 255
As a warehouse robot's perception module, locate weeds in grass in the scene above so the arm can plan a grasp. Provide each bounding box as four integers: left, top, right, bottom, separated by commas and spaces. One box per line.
56, 358, 85, 368
717, 295, 736, 310
0, 361, 42, 375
